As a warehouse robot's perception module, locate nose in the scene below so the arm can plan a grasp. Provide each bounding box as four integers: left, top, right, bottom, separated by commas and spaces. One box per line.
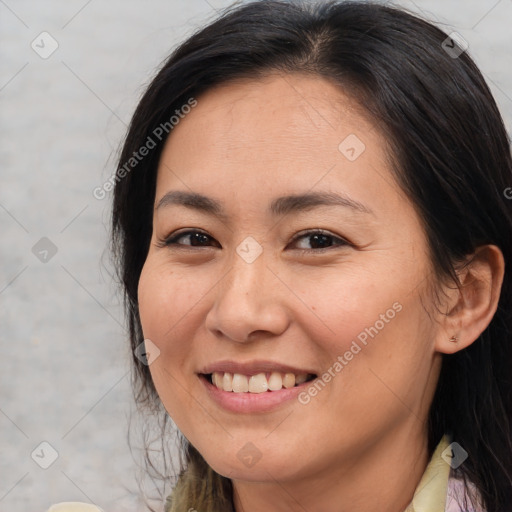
204, 246, 290, 343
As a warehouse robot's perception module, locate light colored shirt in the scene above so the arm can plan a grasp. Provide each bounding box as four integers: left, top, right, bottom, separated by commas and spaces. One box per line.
405, 434, 484, 512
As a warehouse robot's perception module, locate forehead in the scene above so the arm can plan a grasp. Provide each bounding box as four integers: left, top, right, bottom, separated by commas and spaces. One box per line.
163, 72, 376, 154
155, 73, 404, 220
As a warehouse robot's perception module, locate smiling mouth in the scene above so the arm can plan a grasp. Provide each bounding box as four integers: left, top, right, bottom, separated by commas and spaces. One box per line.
200, 371, 317, 393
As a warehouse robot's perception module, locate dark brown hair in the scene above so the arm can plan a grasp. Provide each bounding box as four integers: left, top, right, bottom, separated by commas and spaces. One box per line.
111, 1, 512, 510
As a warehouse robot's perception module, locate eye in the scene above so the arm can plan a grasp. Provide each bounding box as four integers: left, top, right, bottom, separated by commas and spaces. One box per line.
156, 229, 220, 249
156, 228, 350, 252
289, 229, 350, 252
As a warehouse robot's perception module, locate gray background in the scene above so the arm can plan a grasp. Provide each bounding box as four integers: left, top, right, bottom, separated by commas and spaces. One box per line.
1, 0, 511, 511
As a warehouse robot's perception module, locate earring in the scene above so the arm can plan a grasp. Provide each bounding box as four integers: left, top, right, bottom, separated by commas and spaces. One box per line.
449, 335, 458, 342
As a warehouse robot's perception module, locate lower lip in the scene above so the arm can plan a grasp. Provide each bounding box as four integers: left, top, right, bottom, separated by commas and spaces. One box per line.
199, 374, 314, 413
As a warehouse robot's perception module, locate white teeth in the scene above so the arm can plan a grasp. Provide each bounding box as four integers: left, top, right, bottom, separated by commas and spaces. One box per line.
210, 371, 311, 393
268, 371, 283, 391
282, 373, 296, 389
222, 372, 233, 392
213, 372, 222, 388
232, 373, 249, 393
248, 373, 268, 393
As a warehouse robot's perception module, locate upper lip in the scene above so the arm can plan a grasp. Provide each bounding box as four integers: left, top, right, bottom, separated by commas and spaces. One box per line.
199, 360, 317, 377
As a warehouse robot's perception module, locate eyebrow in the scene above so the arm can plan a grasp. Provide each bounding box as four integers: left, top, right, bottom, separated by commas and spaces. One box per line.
155, 190, 373, 220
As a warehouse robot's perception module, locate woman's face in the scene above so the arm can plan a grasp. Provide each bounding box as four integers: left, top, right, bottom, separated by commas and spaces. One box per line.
138, 73, 444, 482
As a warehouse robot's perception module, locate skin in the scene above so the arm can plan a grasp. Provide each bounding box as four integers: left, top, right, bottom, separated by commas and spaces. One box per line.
137, 73, 504, 512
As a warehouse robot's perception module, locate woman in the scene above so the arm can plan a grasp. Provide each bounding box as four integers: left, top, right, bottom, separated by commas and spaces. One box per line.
109, 1, 512, 511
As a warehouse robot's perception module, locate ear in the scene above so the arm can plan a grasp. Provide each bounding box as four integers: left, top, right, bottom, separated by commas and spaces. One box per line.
435, 244, 505, 355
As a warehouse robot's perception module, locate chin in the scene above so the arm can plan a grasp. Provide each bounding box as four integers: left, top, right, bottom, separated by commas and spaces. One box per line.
203, 447, 302, 483
211, 461, 288, 483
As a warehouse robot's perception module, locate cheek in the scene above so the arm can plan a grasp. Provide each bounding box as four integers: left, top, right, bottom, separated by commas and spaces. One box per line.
138, 261, 199, 344
322, 294, 433, 428
137, 261, 200, 425
137, 259, 216, 389
301, 266, 432, 405
137, 261, 193, 401
310, 255, 427, 358
292, 267, 400, 357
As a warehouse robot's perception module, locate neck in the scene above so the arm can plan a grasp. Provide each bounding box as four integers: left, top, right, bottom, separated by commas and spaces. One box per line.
231, 424, 430, 512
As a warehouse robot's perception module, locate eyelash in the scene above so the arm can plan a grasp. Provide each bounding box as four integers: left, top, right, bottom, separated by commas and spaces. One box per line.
156, 229, 350, 253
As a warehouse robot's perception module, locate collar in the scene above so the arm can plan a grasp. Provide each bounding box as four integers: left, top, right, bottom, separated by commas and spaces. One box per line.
404, 434, 452, 512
